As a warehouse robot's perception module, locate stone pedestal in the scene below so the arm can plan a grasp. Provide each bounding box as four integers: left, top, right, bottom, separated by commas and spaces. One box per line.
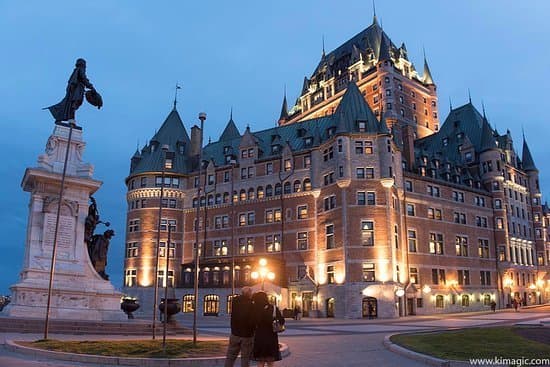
4, 123, 124, 321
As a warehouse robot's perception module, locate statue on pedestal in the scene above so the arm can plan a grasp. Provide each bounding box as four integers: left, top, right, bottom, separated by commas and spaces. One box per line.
45, 58, 103, 124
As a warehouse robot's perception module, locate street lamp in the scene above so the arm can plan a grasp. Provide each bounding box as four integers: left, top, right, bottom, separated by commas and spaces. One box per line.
193, 112, 206, 345
251, 258, 275, 291
229, 156, 237, 299
152, 144, 171, 340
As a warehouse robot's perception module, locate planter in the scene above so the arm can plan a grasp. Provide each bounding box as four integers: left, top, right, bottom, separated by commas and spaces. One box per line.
159, 298, 181, 323
120, 298, 140, 319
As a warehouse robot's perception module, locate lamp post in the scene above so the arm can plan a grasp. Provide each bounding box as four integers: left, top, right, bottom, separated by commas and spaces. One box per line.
193, 112, 206, 345
44, 121, 76, 340
162, 223, 174, 351
152, 144, 170, 340
251, 258, 275, 291
229, 156, 237, 299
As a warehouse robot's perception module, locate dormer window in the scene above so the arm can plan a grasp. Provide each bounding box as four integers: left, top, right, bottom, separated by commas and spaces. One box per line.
433, 159, 440, 169
465, 152, 473, 162
457, 132, 464, 139
297, 128, 306, 138
327, 127, 336, 137
442, 138, 449, 146
304, 137, 313, 146
357, 121, 366, 132
223, 146, 231, 154
272, 145, 280, 154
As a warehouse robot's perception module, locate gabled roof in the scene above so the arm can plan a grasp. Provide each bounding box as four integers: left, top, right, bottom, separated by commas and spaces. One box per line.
522, 137, 538, 171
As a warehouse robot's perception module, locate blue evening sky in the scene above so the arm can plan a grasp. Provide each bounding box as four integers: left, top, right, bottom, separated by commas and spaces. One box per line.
1, 1, 549, 293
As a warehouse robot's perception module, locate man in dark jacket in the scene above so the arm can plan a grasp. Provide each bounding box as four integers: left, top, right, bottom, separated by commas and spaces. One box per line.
225, 287, 254, 367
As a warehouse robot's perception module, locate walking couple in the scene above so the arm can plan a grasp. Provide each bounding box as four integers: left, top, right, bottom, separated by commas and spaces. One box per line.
225, 287, 285, 367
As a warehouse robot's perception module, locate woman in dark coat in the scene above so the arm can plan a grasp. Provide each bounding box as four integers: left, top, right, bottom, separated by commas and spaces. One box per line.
252, 291, 285, 367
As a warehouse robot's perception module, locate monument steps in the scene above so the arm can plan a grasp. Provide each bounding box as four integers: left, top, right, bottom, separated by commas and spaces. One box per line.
0, 317, 190, 335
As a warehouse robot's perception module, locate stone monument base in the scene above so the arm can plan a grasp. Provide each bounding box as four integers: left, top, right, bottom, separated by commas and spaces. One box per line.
3, 124, 124, 321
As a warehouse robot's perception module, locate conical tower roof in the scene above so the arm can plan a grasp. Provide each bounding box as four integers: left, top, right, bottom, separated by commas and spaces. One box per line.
522, 136, 538, 171
220, 112, 241, 141
334, 81, 379, 133
423, 57, 434, 85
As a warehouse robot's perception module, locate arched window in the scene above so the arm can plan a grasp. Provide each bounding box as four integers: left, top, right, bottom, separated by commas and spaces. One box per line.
215, 194, 222, 204
293, 180, 301, 193
257, 186, 264, 199
303, 178, 312, 191
223, 192, 229, 203
200, 196, 206, 207
266, 185, 273, 197
461, 295, 470, 307
207, 195, 214, 206
274, 183, 282, 195
483, 294, 492, 306
233, 191, 238, 203
248, 188, 255, 200
182, 294, 195, 313
192, 198, 198, 208
284, 182, 291, 194
240, 189, 246, 201
203, 294, 220, 316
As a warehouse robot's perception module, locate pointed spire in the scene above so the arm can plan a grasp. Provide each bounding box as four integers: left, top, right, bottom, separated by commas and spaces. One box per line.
422, 48, 434, 85
372, 0, 379, 26
481, 100, 487, 120
449, 97, 453, 112
301, 76, 310, 95
522, 134, 538, 171
480, 116, 498, 152
322, 35, 326, 58
230, 106, 233, 121
279, 87, 289, 122
468, 88, 472, 104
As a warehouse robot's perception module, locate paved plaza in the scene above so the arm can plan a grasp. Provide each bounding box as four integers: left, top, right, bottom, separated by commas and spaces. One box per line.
0, 306, 548, 367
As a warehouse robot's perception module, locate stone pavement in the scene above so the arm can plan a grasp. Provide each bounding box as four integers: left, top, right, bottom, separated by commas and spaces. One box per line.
0, 305, 548, 367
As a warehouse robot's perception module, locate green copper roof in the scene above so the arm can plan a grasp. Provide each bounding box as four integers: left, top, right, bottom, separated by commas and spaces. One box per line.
334, 81, 383, 133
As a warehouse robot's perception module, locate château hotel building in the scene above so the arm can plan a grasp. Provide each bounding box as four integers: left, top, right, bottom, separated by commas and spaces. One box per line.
122, 15, 549, 318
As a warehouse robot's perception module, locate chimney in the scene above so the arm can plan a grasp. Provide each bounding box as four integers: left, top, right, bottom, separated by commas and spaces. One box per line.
190, 125, 202, 157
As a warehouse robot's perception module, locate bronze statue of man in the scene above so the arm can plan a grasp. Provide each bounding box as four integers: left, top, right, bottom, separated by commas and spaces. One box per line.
46, 58, 102, 123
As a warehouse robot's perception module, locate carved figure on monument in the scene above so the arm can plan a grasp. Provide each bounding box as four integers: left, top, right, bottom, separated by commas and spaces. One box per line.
45, 58, 103, 124
84, 196, 99, 245
89, 229, 115, 280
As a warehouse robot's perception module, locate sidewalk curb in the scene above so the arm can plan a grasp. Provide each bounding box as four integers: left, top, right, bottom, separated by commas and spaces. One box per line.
382, 334, 451, 367
5, 339, 290, 367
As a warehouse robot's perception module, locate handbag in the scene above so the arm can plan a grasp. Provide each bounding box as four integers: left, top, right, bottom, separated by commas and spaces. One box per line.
272, 305, 285, 333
